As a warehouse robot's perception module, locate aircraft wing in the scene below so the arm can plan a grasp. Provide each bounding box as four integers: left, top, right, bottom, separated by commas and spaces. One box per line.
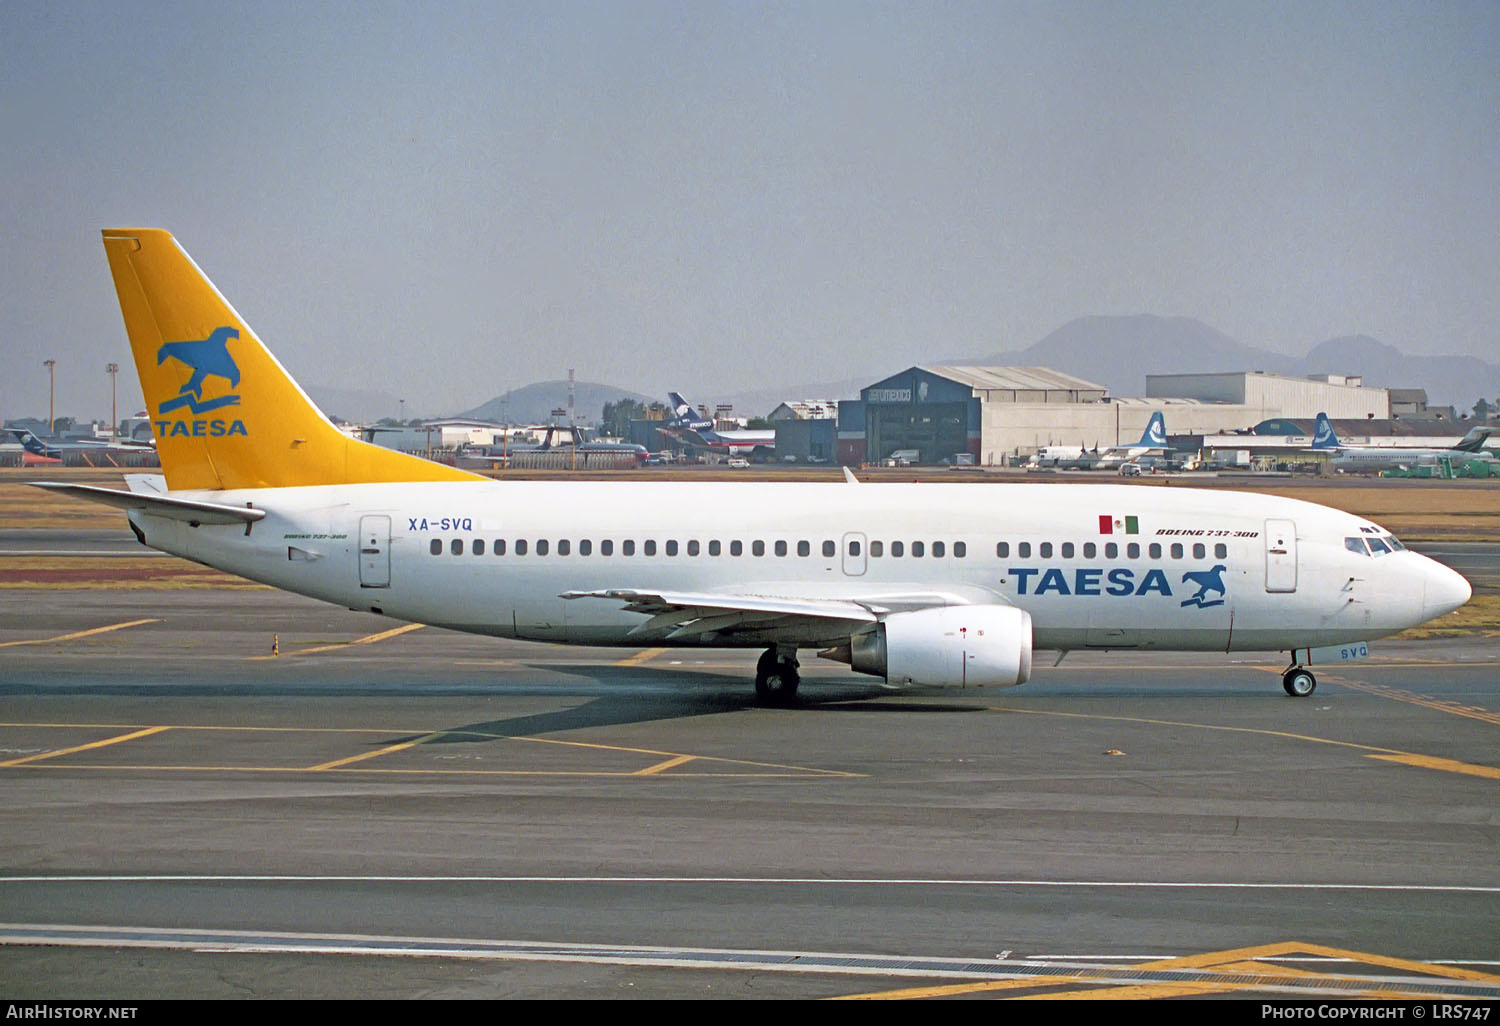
561, 588, 876, 640
561, 587, 995, 642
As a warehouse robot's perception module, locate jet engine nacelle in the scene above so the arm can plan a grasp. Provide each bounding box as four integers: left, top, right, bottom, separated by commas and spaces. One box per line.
848, 605, 1033, 688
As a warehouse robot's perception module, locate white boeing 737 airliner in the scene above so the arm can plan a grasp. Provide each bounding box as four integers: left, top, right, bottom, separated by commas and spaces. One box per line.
37, 229, 1472, 703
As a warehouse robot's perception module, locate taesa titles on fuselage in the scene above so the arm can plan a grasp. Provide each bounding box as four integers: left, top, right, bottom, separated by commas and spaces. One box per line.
35, 229, 1472, 704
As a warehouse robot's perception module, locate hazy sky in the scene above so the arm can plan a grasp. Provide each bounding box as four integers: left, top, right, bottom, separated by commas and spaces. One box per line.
3, 0, 1497, 421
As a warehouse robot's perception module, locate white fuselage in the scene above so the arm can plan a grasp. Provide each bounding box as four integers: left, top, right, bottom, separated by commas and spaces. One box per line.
1330, 446, 1492, 473
127, 480, 1468, 655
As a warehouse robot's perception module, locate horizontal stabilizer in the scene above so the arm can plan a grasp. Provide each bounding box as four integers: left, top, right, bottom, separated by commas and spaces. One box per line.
29, 482, 267, 526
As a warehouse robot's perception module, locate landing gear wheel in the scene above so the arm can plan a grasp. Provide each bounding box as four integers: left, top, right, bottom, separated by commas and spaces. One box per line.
1282, 667, 1316, 697
754, 647, 800, 705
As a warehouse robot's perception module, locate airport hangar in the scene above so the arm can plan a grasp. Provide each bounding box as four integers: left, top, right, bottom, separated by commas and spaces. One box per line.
834, 366, 1391, 466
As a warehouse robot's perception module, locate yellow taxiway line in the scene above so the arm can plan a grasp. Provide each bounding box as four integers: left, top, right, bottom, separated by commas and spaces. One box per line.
0, 726, 170, 768
246, 622, 424, 659
994, 705, 1500, 781
0, 618, 160, 649
835, 940, 1500, 1000
614, 647, 668, 666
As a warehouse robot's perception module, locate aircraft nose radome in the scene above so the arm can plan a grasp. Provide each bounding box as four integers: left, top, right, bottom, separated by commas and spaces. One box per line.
1422, 561, 1472, 622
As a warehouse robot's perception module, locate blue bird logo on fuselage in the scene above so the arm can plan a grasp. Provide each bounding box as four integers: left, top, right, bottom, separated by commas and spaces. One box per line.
156, 326, 242, 415
1180, 564, 1228, 608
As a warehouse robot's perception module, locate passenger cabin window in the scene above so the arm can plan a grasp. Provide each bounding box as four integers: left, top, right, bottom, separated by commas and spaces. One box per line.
871, 541, 884, 557
932, 541, 944, 557
1083, 542, 1096, 558
849, 540, 861, 557
644, 540, 656, 556
430, 539, 442, 556
536, 539, 549, 556
709, 540, 722, 556
775, 541, 787, 557
822, 540, 836, 557
687, 540, 699, 556
495, 539, 506, 556
557, 540, 570, 556
516, 539, 528, 555
996, 542, 1009, 558
1170, 543, 1183, 559
1105, 542, 1118, 558
1148, 543, 1161, 559
1061, 543, 1074, 558
579, 540, 591, 556
450, 539, 464, 556
666, 540, 678, 556
954, 542, 966, 558
1127, 542, 1140, 559
473, 539, 485, 556
797, 540, 811, 557
891, 541, 904, 557
600, 540, 612, 556
751, 540, 764, 556
1214, 543, 1227, 558
912, 541, 925, 557
623, 540, 636, 556
1192, 543, 1205, 559
1018, 542, 1031, 558
1039, 542, 1052, 558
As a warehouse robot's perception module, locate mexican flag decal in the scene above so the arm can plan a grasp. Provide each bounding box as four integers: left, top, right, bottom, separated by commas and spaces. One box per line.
1099, 515, 1139, 535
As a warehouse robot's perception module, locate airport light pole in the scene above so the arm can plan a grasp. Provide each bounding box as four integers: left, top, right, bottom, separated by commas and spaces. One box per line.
106, 362, 119, 440
399, 398, 405, 424
43, 359, 56, 434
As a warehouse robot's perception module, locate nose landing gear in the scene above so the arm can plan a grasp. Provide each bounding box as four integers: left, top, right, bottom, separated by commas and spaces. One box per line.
1282, 664, 1317, 697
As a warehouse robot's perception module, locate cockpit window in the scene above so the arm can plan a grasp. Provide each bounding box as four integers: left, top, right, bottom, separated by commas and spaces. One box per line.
1367, 537, 1391, 555
1386, 536, 1405, 551
1345, 537, 1369, 556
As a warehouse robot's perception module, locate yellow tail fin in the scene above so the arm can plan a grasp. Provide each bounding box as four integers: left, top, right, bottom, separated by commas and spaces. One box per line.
101, 229, 484, 491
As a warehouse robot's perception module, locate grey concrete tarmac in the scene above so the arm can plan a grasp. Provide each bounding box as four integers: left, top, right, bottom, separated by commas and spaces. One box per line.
2, 566, 1499, 998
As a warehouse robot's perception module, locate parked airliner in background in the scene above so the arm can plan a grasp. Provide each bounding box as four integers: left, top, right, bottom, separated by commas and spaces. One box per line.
37, 229, 1471, 704
657, 392, 776, 458
8, 427, 154, 464
1311, 413, 1495, 474
1031, 412, 1169, 471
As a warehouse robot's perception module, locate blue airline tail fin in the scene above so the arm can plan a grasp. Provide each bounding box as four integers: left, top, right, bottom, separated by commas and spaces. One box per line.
666, 392, 712, 430
1311, 413, 1340, 451
9, 429, 49, 456
1138, 411, 1167, 448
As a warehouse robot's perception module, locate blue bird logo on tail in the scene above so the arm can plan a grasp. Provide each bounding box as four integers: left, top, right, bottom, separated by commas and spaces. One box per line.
156, 327, 242, 415
1180, 564, 1228, 608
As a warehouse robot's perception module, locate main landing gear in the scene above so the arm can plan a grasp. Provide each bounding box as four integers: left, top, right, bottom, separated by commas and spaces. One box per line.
755, 646, 800, 705
1282, 662, 1317, 697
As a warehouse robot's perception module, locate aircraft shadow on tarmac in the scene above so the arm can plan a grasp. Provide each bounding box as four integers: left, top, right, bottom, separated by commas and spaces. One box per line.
370, 663, 990, 742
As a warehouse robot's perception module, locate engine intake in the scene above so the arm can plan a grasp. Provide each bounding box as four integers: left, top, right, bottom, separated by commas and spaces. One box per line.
834, 605, 1033, 688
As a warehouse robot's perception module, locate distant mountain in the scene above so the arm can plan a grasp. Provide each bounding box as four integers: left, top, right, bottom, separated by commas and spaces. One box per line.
968, 315, 1297, 397
1299, 336, 1500, 407
458, 380, 656, 425
963, 315, 1499, 409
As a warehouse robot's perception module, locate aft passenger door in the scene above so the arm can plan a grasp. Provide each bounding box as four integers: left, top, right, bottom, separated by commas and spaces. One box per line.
1265, 518, 1297, 593
359, 514, 391, 588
